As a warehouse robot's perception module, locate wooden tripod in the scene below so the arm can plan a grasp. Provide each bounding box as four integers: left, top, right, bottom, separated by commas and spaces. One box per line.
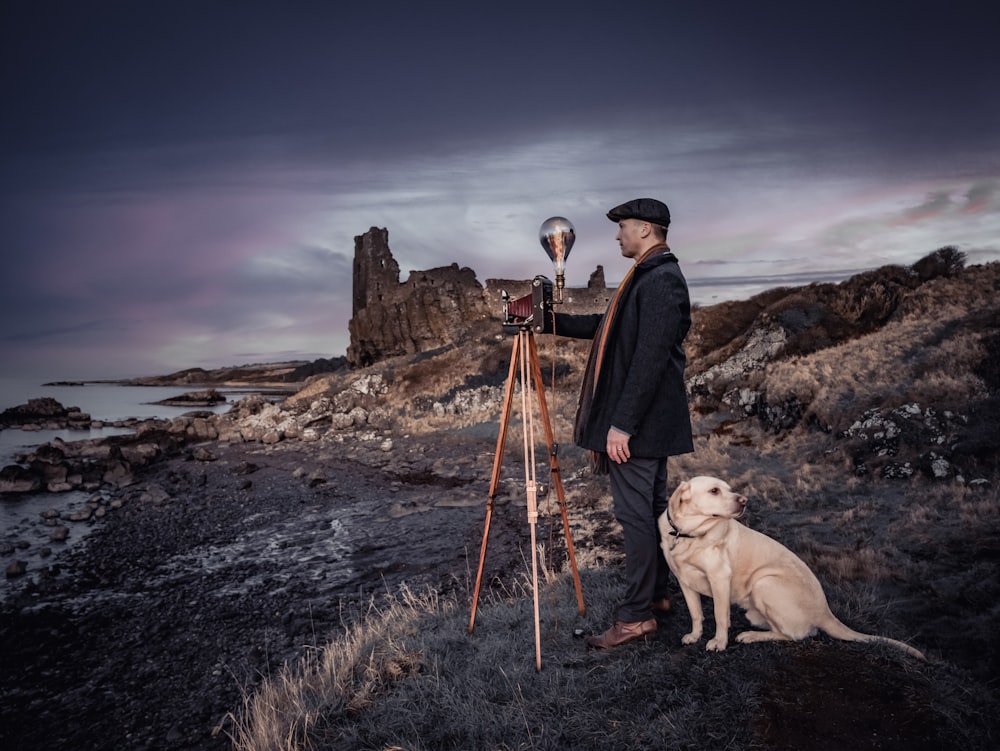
468, 325, 586, 671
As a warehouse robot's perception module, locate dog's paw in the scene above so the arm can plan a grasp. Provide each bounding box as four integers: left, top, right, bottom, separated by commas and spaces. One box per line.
706, 637, 728, 651
681, 632, 700, 645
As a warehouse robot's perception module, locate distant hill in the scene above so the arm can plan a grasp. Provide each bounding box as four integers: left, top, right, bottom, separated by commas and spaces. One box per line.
123, 357, 347, 388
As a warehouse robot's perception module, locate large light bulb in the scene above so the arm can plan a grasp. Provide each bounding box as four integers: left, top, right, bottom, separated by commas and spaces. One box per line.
539, 217, 575, 301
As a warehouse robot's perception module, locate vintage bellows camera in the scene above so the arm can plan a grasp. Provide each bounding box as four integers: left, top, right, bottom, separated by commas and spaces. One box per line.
502, 275, 554, 334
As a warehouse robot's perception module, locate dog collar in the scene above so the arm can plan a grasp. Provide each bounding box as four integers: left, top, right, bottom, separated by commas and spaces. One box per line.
666, 507, 697, 539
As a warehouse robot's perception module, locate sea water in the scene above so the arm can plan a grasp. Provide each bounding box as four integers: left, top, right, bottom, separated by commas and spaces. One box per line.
0, 378, 259, 597
1, 377, 245, 424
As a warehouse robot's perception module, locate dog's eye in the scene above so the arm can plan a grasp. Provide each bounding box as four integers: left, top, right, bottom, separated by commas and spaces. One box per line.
710, 487, 720, 494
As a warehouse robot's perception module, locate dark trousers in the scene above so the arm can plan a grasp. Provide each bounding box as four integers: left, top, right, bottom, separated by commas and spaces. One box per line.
608, 456, 672, 623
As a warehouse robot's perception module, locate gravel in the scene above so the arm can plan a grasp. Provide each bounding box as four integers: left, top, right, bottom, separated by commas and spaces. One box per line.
1, 432, 531, 751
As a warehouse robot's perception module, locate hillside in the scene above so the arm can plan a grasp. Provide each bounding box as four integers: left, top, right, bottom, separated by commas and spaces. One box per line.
290, 247, 998, 484
220, 247, 999, 750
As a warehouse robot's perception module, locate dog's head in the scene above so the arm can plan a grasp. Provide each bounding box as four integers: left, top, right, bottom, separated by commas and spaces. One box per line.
666, 476, 748, 528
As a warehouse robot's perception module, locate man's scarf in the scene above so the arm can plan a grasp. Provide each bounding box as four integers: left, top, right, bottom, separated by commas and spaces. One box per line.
574, 244, 671, 474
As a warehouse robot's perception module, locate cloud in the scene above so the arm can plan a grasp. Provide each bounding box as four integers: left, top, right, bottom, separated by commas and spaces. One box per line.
895, 191, 956, 225
1, 0, 998, 388
962, 181, 998, 214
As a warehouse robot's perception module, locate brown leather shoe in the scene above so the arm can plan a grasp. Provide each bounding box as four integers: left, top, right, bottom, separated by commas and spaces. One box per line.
585, 619, 657, 649
651, 597, 672, 615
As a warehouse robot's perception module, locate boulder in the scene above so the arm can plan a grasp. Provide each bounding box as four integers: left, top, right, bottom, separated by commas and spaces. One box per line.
0, 465, 42, 493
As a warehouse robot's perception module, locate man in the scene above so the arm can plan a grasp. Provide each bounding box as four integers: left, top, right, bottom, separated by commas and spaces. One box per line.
548, 197, 694, 648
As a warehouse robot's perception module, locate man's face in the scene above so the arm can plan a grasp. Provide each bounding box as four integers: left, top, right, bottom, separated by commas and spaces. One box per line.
616, 218, 648, 259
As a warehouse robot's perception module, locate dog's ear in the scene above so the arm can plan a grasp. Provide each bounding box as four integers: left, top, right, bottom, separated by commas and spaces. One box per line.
669, 480, 691, 506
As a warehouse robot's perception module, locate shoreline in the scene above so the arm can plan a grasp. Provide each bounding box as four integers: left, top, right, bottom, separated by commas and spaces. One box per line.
0, 426, 528, 750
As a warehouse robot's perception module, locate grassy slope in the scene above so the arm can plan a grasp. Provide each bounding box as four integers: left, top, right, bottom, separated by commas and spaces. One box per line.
232, 253, 1000, 750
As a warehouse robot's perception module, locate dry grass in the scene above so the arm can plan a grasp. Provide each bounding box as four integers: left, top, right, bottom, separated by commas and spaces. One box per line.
229, 427, 1000, 750
763, 311, 989, 430
227, 586, 445, 751
230, 255, 1000, 749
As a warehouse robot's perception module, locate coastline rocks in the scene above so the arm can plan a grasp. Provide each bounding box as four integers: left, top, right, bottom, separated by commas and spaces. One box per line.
3, 378, 399, 499
152, 389, 227, 407
0, 465, 42, 493
0, 422, 183, 497
217, 378, 391, 446
0, 397, 92, 430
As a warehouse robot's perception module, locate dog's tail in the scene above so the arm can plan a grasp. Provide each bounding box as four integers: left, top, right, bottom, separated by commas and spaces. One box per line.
819, 615, 926, 661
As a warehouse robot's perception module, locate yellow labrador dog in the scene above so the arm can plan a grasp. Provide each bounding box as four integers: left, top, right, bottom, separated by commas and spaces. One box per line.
658, 476, 925, 660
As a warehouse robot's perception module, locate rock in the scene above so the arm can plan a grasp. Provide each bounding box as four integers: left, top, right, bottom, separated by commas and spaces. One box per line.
0, 465, 42, 493
689, 324, 788, 395
139, 484, 171, 505
32, 443, 67, 464
50, 525, 70, 541
103, 459, 134, 488
5, 560, 27, 578
331, 413, 355, 430
188, 417, 218, 440
882, 462, 914, 480
119, 443, 161, 465
67, 409, 92, 424
0, 397, 68, 426
153, 389, 227, 408
433, 385, 503, 416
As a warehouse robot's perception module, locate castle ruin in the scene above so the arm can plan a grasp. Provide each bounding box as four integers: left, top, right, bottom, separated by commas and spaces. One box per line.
346, 227, 612, 367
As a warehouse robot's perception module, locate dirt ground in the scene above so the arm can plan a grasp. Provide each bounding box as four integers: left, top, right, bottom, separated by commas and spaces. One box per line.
0, 432, 510, 751
1, 429, 997, 750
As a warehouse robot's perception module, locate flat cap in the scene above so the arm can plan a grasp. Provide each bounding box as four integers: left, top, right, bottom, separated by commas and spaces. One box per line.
606, 197, 670, 228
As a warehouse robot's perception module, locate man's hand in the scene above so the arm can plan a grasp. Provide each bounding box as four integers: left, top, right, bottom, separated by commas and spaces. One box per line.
607, 427, 631, 464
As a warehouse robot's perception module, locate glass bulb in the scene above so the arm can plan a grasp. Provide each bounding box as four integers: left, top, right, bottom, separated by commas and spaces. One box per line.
539, 217, 575, 275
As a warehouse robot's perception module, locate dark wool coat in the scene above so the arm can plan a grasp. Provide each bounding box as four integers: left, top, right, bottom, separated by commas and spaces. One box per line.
552, 251, 694, 458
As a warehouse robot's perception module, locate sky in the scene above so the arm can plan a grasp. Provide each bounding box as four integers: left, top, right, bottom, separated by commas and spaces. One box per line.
1, 0, 998, 386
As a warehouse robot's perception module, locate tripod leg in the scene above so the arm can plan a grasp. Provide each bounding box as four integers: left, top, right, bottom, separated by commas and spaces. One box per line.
529, 500, 542, 672
528, 334, 587, 616
520, 330, 543, 672
469, 335, 521, 634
